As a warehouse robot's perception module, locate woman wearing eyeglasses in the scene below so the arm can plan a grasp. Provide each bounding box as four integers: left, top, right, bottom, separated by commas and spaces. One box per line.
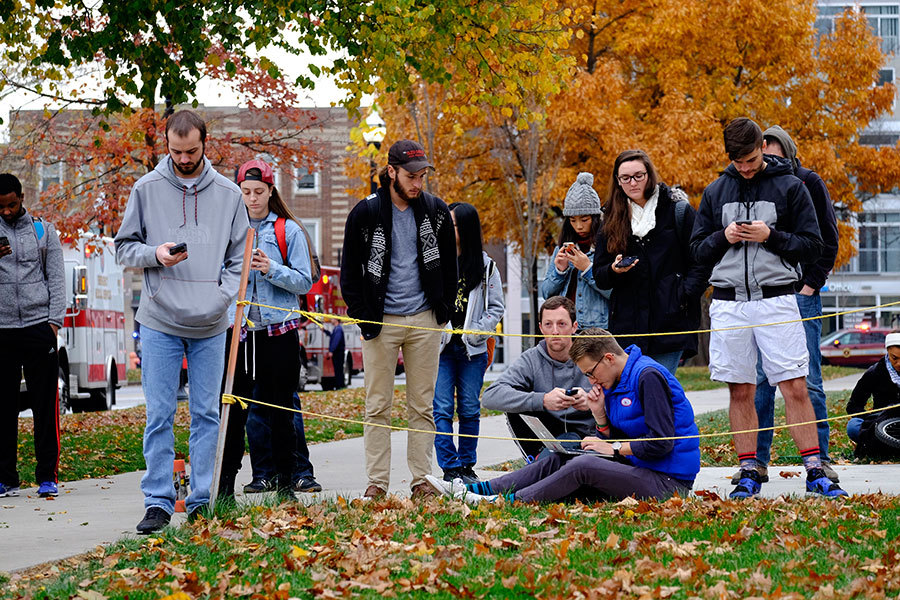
593, 150, 709, 375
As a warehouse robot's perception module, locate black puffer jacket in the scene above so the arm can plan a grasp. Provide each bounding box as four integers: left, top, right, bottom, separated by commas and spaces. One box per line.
594, 184, 710, 358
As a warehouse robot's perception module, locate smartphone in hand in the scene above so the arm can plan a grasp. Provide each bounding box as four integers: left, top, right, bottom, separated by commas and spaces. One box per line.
0, 235, 9, 248
562, 242, 575, 253
735, 220, 753, 226
615, 255, 638, 269
169, 242, 187, 255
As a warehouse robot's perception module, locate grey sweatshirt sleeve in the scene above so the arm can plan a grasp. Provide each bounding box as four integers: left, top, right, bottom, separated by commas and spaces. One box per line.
45, 224, 66, 327
114, 186, 162, 268
481, 354, 546, 413
219, 197, 250, 303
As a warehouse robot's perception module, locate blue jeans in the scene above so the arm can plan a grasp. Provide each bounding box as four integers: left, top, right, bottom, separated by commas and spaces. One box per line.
140, 326, 226, 513
754, 292, 829, 465
433, 343, 488, 470
648, 350, 683, 376
247, 392, 315, 482
847, 417, 863, 443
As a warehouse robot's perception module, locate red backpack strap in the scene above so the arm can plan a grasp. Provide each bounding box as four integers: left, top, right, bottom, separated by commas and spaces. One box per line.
274, 217, 288, 264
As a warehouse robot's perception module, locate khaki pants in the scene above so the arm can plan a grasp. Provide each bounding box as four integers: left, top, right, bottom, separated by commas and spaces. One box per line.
361, 311, 441, 489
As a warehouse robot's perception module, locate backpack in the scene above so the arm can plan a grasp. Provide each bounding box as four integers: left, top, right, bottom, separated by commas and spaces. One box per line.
274, 217, 321, 284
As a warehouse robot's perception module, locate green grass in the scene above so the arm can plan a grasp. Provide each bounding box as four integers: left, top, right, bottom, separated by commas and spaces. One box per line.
4, 494, 900, 599
675, 364, 860, 392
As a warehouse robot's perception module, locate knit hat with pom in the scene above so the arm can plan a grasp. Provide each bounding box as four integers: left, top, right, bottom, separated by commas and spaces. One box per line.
563, 172, 602, 216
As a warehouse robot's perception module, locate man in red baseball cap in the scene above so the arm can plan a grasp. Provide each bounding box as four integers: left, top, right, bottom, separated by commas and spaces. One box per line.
340, 139, 456, 500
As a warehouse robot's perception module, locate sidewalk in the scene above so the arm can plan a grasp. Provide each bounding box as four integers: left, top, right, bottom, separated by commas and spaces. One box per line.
2, 371, 894, 574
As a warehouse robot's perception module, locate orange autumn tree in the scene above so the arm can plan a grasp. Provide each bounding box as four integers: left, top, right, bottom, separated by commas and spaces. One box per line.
363, 0, 896, 282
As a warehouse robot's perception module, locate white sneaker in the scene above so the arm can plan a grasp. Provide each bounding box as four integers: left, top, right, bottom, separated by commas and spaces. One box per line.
424, 475, 499, 505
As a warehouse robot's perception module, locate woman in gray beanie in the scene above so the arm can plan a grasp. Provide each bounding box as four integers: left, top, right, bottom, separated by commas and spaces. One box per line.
539, 172, 611, 329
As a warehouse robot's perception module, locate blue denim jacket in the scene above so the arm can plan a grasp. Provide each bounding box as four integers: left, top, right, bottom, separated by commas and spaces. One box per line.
539, 246, 611, 329
229, 211, 313, 326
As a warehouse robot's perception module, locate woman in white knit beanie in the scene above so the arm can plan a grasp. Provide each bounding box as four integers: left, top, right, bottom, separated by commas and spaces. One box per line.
539, 172, 611, 329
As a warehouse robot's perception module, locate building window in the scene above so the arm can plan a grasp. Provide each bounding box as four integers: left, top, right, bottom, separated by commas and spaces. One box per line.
39, 161, 63, 192
816, 5, 900, 54
858, 211, 900, 272
299, 218, 321, 256
295, 167, 319, 195
863, 5, 900, 54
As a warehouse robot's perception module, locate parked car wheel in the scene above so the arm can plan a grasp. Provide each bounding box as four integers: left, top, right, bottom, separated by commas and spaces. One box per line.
58, 366, 71, 416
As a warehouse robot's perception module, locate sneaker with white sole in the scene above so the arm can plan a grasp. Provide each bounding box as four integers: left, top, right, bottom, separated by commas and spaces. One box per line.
806, 468, 849, 498
424, 475, 499, 505
0, 482, 19, 497
37, 481, 58, 497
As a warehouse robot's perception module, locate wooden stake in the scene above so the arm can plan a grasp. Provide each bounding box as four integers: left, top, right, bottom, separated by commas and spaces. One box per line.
210, 228, 255, 508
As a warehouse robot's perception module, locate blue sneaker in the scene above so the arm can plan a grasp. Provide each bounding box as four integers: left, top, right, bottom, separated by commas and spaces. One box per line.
729, 469, 762, 499
806, 468, 849, 498
0, 482, 20, 497
38, 481, 59, 497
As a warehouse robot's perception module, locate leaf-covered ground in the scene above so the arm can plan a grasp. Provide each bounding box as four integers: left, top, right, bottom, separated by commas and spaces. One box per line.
3, 493, 899, 599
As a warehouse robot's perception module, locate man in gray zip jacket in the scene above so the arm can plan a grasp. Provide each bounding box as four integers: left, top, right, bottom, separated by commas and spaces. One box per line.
115, 110, 249, 533
482, 297, 594, 459
0, 173, 65, 499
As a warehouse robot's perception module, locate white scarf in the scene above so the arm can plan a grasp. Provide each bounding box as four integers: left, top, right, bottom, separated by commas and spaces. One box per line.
630, 184, 660, 239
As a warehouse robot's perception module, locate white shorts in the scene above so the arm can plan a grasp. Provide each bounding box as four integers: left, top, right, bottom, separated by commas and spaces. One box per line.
709, 295, 809, 386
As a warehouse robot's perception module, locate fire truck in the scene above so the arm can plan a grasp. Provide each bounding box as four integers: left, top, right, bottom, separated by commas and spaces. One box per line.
58, 237, 127, 412
297, 265, 363, 391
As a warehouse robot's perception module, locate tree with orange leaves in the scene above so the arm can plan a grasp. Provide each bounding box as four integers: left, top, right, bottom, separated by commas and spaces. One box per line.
360, 0, 897, 330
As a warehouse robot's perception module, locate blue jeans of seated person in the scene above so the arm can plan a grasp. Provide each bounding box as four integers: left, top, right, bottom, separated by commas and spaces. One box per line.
753, 292, 830, 466
433, 343, 488, 470
140, 326, 226, 514
247, 392, 315, 483
648, 350, 683, 377
847, 418, 864, 443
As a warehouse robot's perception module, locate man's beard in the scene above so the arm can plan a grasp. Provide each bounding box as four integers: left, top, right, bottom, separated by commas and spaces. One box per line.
392, 176, 420, 202
174, 158, 203, 176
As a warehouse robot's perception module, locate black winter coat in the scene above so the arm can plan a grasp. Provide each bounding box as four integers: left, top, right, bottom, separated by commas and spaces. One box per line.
594, 184, 710, 358
340, 187, 457, 339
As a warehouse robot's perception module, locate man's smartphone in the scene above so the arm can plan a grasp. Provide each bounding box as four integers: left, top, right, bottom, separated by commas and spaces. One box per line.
169, 242, 187, 255
0, 235, 9, 248
615, 255, 638, 269
564, 387, 580, 397
735, 220, 753, 226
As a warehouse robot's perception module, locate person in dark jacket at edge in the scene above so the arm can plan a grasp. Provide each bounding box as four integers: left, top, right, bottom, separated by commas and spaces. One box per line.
845, 332, 900, 444
730, 125, 841, 486
690, 117, 847, 499
340, 139, 457, 500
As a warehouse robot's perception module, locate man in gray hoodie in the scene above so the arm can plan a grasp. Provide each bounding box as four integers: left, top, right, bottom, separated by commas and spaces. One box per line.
115, 110, 249, 534
0, 173, 65, 500
482, 296, 595, 459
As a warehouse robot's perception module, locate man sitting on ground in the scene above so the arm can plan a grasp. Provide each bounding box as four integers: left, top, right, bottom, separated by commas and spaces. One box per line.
481, 296, 594, 458
427, 329, 700, 503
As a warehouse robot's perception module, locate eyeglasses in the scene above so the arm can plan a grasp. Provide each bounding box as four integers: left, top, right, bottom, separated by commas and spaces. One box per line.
583, 359, 602, 381
617, 172, 647, 185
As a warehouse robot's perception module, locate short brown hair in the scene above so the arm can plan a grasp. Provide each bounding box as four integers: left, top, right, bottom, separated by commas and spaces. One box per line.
723, 117, 762, 160
165, 110, 207, 143
538, 296, 576, 324
569, 328, 624, 363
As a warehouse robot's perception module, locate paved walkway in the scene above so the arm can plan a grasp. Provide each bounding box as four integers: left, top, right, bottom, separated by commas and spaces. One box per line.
5, 372, 899, 574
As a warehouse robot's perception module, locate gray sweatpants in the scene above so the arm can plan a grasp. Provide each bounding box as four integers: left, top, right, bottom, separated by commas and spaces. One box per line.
489, 452, 690, 502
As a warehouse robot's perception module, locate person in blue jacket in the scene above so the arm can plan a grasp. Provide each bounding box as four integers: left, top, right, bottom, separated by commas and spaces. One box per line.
540, 173, 610, 329
427, 328, 700, 503
218, 158, 317, 502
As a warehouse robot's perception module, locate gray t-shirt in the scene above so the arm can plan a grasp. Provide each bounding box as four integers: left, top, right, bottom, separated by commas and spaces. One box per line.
383, 203, 430, 316
175, 174, 198, 189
